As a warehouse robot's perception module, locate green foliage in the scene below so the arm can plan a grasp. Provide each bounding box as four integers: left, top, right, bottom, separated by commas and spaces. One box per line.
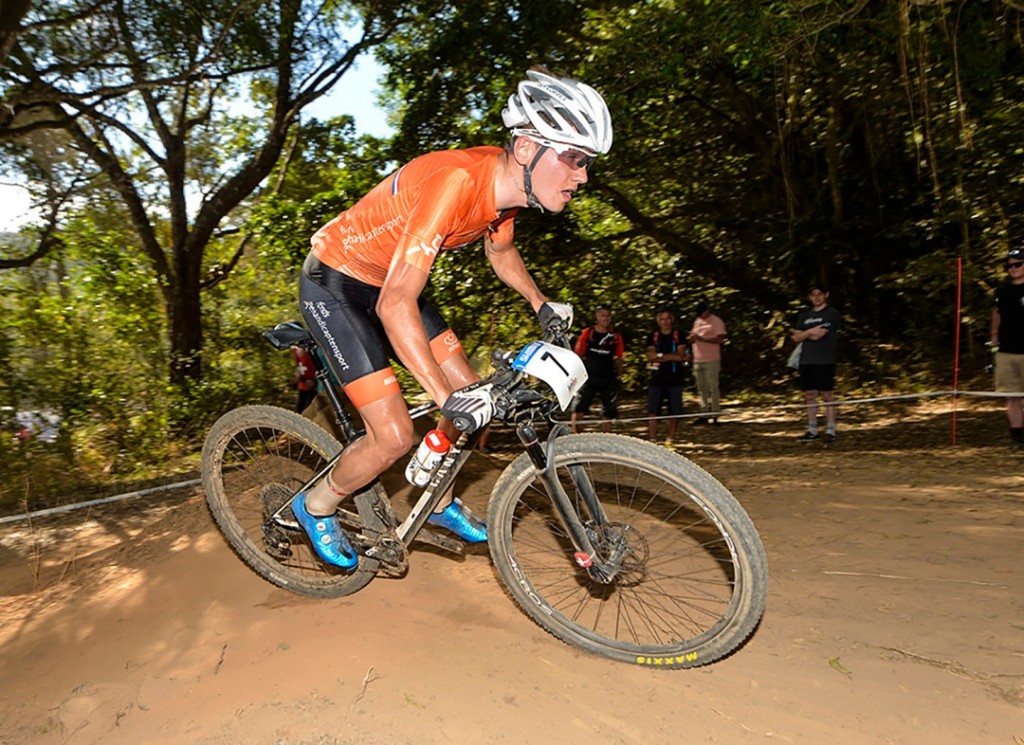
4, 0, 1024, 509
375, 0, 1024, 386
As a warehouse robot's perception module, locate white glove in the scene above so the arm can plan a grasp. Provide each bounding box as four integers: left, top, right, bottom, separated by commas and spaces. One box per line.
441, 385, 495, 433
538, 302, 574, 332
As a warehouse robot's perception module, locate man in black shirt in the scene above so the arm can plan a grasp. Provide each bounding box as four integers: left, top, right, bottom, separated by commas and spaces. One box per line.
791, 285, 841, 442
990, 248, 1024, 447
646, 308, 690, 443
572, 306, 625, 432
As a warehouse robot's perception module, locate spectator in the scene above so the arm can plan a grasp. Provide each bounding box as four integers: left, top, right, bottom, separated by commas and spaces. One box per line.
688, 301, 727, 425
990, 247, 1024, 447
572, 306, 625, 432
13, 408, 60, 443
791, 284, 841, 442
646, 308, 690, 443
291, 345, 319, 414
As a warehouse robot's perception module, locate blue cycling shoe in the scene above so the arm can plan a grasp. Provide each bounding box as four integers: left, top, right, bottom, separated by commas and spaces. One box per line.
291, 492, 359, 569
428, 498, 488, 543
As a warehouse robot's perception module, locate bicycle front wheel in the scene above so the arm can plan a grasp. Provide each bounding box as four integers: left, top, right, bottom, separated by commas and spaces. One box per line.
488, 434, 768, 668
201, 405, 384, 598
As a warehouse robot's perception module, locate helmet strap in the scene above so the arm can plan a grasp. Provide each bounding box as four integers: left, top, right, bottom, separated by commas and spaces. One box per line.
522, 145, 548, 212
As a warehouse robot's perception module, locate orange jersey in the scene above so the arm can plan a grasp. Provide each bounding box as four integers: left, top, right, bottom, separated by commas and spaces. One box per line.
310, 147, 518, 286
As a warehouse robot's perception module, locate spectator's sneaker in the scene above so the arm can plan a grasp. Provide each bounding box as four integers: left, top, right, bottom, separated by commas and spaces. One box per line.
798, 431, 820, 442
291, 492, 358, 569
428, 498, 488, 543
824, 432, 837, 443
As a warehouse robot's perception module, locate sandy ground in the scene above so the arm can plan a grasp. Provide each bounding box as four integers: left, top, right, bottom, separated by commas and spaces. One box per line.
1, 399, 1022, 745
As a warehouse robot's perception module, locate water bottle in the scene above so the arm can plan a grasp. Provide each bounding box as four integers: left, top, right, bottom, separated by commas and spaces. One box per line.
405, 429, 451, 487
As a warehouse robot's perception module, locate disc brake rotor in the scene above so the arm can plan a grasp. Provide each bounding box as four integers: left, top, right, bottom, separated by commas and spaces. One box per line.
594, 522, 649, 587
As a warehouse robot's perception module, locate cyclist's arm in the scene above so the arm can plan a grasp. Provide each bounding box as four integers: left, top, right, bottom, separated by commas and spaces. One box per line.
374, 169, 478, 405
485, 236, 547, 312
376, 260, 455, 406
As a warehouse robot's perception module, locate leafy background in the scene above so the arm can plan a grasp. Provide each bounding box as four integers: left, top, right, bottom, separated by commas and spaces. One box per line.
1, 0, 1020, 507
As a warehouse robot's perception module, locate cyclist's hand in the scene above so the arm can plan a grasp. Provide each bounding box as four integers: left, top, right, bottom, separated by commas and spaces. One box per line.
441, 385, 495, 433
538, 302, 574, 332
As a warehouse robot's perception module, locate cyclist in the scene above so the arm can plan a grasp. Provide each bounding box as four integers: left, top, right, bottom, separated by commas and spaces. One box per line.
294, 67, 613, 567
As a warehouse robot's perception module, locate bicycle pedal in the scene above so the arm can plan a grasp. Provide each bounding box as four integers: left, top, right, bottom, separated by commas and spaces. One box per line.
414, 527, 466, 555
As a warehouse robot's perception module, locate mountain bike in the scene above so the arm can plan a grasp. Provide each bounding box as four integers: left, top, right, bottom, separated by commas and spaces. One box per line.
200, 318, 768, 668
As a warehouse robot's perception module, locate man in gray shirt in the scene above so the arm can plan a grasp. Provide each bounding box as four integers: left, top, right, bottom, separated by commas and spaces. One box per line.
791, 285, 841, 442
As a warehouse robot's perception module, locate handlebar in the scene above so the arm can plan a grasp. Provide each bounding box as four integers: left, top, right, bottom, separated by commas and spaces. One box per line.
463, 322, 571, 431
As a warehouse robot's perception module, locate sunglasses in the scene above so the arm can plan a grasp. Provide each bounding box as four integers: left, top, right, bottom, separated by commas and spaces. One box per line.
523, 135, 598, 170
1009, 262, 1024, 269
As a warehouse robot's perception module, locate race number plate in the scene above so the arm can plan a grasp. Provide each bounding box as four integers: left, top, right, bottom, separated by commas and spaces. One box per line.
511, 341, 588, 410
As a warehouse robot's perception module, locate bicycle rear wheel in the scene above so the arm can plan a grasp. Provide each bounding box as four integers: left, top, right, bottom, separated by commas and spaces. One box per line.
488, 433, 767, 668
201, 405, 385, 598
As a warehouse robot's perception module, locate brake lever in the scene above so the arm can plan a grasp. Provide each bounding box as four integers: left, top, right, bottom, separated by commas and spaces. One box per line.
542, 323, 571, 349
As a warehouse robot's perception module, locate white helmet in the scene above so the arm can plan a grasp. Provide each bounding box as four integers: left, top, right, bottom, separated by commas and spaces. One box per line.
502, 69, 613, 155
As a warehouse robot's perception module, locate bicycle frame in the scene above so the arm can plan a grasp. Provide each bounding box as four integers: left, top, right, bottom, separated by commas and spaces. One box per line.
263, 320, 622, 583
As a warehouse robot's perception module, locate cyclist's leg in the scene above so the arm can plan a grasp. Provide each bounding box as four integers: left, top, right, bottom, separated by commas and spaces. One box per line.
299, 264, 416, 514
421, 307, 479, 391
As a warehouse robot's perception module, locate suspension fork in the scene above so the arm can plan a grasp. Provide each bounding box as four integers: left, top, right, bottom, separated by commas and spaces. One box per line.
516, 423, 616, 582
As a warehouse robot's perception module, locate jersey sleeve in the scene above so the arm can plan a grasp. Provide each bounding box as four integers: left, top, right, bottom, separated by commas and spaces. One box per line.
574, 328, 592, 357
488, 208, 517, 244
614, 332, 625, 358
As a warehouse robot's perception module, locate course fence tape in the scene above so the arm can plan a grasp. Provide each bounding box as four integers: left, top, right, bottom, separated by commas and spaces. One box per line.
2, 388, 1016, 525
575, 388, 1016, 424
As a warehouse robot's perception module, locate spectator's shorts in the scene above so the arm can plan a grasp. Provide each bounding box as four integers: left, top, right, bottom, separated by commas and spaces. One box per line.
647, 384, 684, 416
574, 377, 619, 419
798, 363, 836, 392
995, 352, 1024, 393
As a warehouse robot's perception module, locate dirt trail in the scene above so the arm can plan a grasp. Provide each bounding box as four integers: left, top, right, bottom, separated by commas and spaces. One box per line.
1, 402, 1022, 744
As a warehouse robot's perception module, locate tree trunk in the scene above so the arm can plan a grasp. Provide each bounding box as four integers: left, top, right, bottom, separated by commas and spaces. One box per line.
168, 279, 203, 389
